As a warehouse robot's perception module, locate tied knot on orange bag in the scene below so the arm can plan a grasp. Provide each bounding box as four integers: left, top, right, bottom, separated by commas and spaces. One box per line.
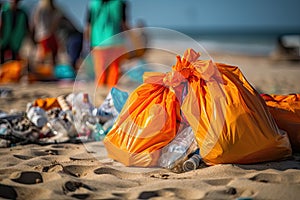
172, 48, 222, 83
162, 71, 187, 87
172, 49, 200, 79
161, 49, 200, 87
162, 49, 201, 88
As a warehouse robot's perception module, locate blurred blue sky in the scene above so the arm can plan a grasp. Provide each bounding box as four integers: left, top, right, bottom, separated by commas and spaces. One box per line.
19, 0, 300, 34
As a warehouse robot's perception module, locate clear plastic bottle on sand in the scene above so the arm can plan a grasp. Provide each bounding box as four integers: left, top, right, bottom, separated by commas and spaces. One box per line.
46, 118, 70, 143
158, 126, 197, 171
26, 103, 48, 128
72, 93, 95, 139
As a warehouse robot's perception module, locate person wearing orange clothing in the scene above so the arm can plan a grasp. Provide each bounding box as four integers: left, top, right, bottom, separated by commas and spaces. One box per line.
85, 0, 128, 87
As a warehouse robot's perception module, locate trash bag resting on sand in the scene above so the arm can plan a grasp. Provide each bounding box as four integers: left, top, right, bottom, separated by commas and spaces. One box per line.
104, 72, 183, 166
179, 49, 291, 165
262, 94, 300, 152
104, 48, 292, 167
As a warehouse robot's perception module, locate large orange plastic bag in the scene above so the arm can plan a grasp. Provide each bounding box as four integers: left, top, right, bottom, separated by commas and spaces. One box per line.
104, 72, 182, 167
262, 94, 300, 152
179, 49, 291, 165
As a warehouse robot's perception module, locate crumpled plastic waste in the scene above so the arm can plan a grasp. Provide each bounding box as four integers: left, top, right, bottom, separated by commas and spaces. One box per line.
0, 87, 128, 147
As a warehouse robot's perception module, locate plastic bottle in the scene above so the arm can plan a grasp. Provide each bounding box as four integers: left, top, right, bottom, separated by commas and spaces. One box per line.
92, 123, 106, 141
92, 107, 113, 123
26, 104, 48, 128
182, 153, 202, 172
57, 95, 71, 111
158, 126, 196, 169
0, 124, 8, 135
72, 93, 95, 139
47, 118, 69, 138
41, 117, 71, 143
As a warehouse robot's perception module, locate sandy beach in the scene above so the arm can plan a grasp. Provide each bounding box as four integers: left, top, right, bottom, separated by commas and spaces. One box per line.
1, 49, 300, 199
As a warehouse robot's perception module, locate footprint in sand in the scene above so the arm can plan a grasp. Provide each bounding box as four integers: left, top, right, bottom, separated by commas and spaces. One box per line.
63, 165, 96, 177
31, 149, 59, 156
94, 167, 144, 179
13, 154, 34, 160
42, 163, 64, 173
249, 173, 282, 183
11, 171, 43, 184
136, 188, 205, 199
0, 184, 18, 199
138, 191, 160, 199
71, 194, 90, 199
205, 186, 239, 199
63, 181, 96, 199
203, 178, 232, 186
70, 153, 96, 161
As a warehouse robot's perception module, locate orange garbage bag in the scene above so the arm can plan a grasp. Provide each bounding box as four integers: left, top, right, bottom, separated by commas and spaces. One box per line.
262, 94, 300, 152
104, 72, 183, 167
179, 49, 291, 165
0, 60, 23, 83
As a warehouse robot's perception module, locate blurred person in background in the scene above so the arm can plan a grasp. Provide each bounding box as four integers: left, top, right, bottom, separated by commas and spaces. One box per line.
57, 14, 83, 71
0, 0, 29, 64
85, 0, 128, 87
0, 2, 3, 24
31, 0, 62, 66
126, 19, 148, 59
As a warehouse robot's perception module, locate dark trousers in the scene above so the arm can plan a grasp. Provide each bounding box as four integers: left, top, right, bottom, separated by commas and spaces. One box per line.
67, 33, 83, 68
1, 46, 18, 64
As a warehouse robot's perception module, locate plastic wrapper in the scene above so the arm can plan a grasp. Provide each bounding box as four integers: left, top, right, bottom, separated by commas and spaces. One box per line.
33, 97, 60, 111
93, 87, 128, 124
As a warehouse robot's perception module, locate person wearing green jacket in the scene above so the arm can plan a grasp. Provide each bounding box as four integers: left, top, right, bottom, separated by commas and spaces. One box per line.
85, 0, 128, 87
0, 0, 29, 64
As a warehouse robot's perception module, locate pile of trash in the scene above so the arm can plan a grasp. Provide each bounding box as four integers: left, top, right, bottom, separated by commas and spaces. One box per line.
0, 87, 128, 148
1, 48, 300, 173
103, 48, 296, 172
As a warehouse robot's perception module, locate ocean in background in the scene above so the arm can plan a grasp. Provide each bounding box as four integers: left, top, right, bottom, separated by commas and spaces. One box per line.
148, 31, 281, 57
17, 0, 299, 57
194, 33, 278, 56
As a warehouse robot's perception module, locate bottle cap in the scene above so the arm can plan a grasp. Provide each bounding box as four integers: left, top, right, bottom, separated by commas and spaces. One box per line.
183, 154, 201, 172
83, 93, 89, 103
31, 115, 47, 128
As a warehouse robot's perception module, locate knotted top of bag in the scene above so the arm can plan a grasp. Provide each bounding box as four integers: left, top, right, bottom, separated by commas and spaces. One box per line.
143, 48, 221, 88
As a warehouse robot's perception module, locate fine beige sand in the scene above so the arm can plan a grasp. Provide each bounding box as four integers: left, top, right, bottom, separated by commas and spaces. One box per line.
0, 49, 300, 199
